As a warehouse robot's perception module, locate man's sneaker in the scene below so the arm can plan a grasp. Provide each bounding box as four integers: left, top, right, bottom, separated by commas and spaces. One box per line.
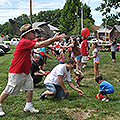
40, 93, 45, 101
24, 105, 39, 113
102, 98, 106, 101
0, 106, 5, 116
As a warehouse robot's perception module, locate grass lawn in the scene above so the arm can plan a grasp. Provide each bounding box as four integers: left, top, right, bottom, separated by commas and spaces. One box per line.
0, 46, 120, 120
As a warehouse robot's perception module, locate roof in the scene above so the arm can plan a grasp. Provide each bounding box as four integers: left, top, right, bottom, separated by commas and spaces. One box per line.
97, 27, 111, 33
109, 25, 120, 33
32, 22, 60, 31
90, 25, 102, 31
114, 25, 120, 32
48, 24, 60, 31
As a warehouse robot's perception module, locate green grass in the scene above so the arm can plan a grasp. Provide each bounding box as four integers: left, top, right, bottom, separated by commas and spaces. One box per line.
0, 47, 120, 120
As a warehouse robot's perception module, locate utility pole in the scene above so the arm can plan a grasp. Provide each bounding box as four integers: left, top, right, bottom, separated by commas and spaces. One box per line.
30, 0, 32, 26
81, 2, 83, 30
76, 7, 78, 37
105, 0, 107, 41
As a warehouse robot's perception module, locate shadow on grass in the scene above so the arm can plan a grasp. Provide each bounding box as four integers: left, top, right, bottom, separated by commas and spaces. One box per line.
109, 98, 120, 101
34, 84, 45, 89
6, 52, 13, 54
80, 84, 90, 88
44, 93, 86, 102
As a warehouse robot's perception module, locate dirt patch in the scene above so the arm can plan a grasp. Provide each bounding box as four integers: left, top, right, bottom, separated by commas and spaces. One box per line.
46, 108, 95, 120
62, 108, 95, 120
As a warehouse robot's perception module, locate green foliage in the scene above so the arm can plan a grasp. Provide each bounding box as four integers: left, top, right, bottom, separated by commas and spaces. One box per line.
59, 0, 95, 34
95, 0, 120, 26
89, 42, 92, 47
37, 9, 61, 28
14, 14, 30, 25
117, 38, 120, 43
101, 42, 107, 44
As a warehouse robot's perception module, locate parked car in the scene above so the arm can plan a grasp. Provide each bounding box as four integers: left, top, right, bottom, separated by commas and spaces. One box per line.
87, 39, 104, 44
87, 39, 110, 44
3, 38, 20, 46
0, 48, 5, 56
0, 44, 10, 53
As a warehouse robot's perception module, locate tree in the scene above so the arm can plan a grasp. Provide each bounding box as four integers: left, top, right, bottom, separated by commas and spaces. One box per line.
14, 14, 30, 26
37, 9, 61, 28
71, 18, 94, 35
59, 0, 95, 35
95, 0, 120, 26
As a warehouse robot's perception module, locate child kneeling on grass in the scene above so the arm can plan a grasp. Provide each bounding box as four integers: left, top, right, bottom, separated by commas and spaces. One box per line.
95, 75, 114, 102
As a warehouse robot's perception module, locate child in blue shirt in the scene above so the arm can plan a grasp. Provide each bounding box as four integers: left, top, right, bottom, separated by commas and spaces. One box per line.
95, 75, 114, 102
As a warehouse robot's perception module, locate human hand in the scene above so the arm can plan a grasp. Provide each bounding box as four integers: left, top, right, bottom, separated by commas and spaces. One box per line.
87, 55, 91, 59
97, 93, 100, 99
49, 57, 53, 60
77, 90, 83, 95
54, 33, 65, 41
64, 89, 69, 96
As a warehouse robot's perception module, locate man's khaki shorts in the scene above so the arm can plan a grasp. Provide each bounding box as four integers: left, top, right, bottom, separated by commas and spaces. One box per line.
4, 73, 34, 95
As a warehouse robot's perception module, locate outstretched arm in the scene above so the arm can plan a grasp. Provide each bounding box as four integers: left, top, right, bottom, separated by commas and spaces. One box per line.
67, 81, 83, 95
34, 33, 65, 48
88, 52, 97, 59
44, 52, 53, 60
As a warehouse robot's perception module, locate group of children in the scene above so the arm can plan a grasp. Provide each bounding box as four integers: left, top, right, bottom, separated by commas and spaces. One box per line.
47, 37, 114, 102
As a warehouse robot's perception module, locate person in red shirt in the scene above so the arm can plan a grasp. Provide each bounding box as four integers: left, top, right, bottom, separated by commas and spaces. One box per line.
80, 36, 89, 68
0, 23, 65, 116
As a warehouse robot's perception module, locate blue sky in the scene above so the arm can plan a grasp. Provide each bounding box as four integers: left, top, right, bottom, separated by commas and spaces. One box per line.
0, 0, 118, 26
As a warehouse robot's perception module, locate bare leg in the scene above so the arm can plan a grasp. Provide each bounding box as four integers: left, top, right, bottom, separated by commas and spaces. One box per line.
0, 91, 9, 103
96, 64, 99, 76
25, 91, 33, 102
42, 90, 56, 96
94, 64, 99, 79
103, 95, 108, 99
75, 59, 82, 71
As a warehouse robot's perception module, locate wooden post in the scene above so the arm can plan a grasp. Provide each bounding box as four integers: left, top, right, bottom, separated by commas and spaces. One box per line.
30, 0, 32, 26
81, 2, 83, 30
76, 7, 78, 37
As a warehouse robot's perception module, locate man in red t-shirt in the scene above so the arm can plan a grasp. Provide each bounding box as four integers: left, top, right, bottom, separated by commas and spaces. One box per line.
80, 36, 89, 68
0, 23, 65, 116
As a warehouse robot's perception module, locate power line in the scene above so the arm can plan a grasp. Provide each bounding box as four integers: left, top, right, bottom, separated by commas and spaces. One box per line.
0, 7, 54, 10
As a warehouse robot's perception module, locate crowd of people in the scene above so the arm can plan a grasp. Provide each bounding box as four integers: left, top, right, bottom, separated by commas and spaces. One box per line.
0, 23, 115, 116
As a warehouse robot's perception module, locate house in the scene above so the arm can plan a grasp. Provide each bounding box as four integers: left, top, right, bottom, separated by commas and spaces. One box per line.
91, 25, 120, 40
32, 22, 60, 38
90, 25, 102, 38
110, 25, 120, 40
96, 27, 111, 40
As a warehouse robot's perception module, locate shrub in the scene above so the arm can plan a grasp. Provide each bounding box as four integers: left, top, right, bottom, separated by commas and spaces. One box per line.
102, 42, 107, 44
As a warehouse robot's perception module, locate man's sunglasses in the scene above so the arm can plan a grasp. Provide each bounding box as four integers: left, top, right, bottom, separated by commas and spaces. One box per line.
30, 30, 36, 34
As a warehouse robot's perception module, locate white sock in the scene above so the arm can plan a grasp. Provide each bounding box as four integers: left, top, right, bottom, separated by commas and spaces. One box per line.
26, 102, 32, 108
0, 103, 2, 106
